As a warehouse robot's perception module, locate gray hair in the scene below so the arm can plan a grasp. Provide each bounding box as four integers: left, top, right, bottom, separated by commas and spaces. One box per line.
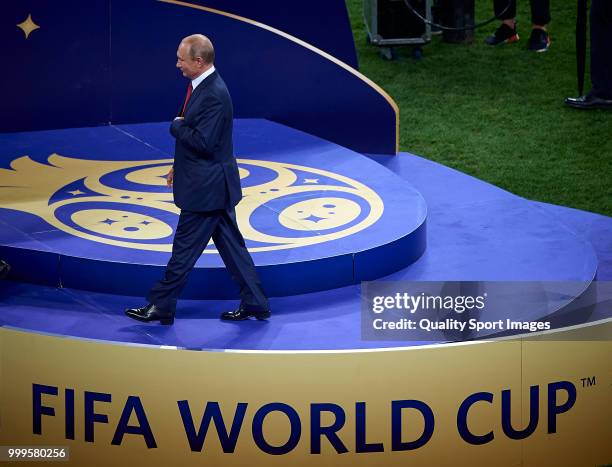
183, 34, 215, 64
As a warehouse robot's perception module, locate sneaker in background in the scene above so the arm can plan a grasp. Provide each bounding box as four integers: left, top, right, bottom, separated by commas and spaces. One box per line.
485, 23, 520, 46
528, 28, 551, 52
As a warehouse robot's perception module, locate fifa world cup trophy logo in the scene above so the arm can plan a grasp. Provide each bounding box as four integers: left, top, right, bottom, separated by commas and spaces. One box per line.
0, 154, 384, 253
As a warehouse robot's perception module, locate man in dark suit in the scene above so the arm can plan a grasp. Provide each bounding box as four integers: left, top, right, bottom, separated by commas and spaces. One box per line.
125, 34, 270, 324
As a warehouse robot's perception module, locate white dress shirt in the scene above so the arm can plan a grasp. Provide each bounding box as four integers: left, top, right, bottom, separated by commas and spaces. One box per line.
192, 65, 216, 91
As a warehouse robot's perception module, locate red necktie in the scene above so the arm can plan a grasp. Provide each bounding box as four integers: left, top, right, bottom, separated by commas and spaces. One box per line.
180, 82, 193, 117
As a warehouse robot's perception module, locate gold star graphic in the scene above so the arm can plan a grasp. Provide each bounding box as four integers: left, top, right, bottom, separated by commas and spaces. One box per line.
304, 178, 319, 184
17, 14, 40, 39
67, 189, 85, 196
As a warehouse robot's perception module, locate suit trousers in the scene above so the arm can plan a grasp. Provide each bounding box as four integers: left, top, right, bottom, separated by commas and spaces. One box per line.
590, 0, 612, 99
493, 0, 550, 26
147, 208, 269, 314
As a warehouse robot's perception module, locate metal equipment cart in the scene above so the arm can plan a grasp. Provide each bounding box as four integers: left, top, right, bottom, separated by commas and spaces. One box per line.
363, 0, 432, 59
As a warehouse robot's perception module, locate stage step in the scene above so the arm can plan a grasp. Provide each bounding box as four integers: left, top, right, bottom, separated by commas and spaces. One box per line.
0, 120, 427, 298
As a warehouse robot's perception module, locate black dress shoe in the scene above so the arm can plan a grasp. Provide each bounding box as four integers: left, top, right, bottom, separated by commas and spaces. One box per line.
564, 94, 612, 110
125, 303, 174, 325
221, 305, 271, 321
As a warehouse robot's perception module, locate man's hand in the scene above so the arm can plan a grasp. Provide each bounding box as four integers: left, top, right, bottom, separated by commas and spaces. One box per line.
166, 167, 174, 187
170, 117, 184, 140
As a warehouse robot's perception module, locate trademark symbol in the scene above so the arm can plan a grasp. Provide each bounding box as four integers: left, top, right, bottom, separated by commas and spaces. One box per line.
580, 376, 596, 388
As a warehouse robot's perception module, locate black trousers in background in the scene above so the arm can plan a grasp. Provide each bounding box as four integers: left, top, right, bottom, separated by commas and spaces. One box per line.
147, 208, 269, 314
590, 0, 612, 99
494, 0, 550, 26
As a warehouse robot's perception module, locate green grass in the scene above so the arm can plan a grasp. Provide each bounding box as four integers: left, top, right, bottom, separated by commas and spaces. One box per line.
345, 0, 612, 216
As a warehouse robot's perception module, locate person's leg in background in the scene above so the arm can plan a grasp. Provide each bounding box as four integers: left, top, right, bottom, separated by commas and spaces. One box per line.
589, 0, 612, 99
486, 0, 550, 51
565, 0, 612, 109
527, 0, 551, 52
485, 0, 520, 46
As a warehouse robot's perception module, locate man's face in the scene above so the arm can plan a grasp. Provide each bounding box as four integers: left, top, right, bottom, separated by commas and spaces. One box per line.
176, 42, 201, 80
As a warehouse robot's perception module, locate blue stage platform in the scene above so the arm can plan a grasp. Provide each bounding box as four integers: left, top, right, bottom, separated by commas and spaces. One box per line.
0, 120, 426, 298
0, 122, 607, 351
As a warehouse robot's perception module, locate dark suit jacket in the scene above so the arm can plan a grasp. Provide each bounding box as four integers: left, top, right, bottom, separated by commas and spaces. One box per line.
170, 70, 242, 212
